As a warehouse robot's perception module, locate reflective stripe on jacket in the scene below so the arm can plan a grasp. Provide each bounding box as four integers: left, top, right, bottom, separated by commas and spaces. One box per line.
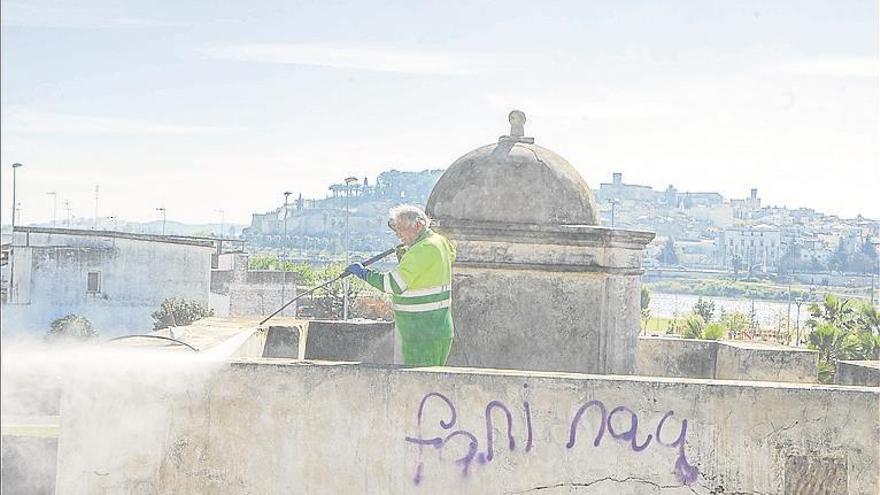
365, 229, 456, 341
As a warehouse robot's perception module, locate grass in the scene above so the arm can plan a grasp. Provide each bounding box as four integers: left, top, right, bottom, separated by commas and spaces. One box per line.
642, 316, 674, 334
1, 424, 59, 438
645, 278, 872, 303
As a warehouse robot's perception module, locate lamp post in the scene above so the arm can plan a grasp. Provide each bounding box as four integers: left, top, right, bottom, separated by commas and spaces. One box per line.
342, 176, 358, 320
8, 163, 23, 302
156, 207, 166, 235
794, 298, 804, 347
46, 192, 57, 227
283, 191, 292, 244
215, 209, 225, 240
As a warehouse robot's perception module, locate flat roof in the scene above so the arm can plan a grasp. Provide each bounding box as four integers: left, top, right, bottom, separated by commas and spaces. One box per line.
13, 226, 218, 248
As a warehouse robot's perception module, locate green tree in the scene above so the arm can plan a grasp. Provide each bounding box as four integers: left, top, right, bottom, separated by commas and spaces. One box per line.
682, 314, 705, 339
808, 323, 859, 382
640, 286, 652, 331
309, 263, 370, 319
661, 237, 680, 266
702, 323, 726, 341
692, 296, 715, 323
46, 314, 97, 341
720, 311, 749, 339
806, 296, 880, 382
152, 298, 214, 330
807, 294, 855, 331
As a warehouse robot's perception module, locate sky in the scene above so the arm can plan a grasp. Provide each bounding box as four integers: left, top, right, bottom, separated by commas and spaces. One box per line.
1, 0, 878, 226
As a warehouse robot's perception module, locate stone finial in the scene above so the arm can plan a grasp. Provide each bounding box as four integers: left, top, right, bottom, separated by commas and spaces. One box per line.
499, 109, 535, 144
509, 110, 526, 137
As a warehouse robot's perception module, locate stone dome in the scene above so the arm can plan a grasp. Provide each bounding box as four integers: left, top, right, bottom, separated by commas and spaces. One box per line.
426, 111, 599, 226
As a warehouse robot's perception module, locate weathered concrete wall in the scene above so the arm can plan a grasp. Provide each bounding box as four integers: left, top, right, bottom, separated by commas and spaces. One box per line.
638, 337, 818, 383
0, 436, 57, 495
837, 361, 880, 387
715, 341, 817, 383
56, 360, 879, 494
637, 336, 717, 379
303, 319, 395, 363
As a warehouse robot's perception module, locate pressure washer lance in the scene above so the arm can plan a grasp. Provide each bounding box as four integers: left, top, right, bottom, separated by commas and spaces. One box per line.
258, 244, 402, 326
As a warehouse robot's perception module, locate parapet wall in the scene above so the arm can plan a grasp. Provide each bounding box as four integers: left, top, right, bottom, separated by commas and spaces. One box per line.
56, 360, 879, 494
638, 336, 818, 383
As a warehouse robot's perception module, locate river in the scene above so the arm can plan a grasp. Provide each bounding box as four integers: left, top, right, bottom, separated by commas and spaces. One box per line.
649, 292, 810, 328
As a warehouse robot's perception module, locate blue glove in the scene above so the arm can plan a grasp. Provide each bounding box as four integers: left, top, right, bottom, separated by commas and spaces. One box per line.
345, 263, 367, 280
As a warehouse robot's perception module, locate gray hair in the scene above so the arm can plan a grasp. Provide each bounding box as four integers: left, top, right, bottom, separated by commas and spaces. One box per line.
388, 205, 430, 231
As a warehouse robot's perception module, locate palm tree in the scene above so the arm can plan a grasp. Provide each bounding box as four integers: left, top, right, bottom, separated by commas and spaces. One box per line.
807, 294, 855, 331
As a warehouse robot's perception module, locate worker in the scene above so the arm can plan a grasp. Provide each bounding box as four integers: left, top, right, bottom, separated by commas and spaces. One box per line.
345, 205, 456, 366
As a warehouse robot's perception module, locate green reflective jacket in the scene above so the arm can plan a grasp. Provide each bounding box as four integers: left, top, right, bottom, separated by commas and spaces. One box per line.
365, 229, 456, 342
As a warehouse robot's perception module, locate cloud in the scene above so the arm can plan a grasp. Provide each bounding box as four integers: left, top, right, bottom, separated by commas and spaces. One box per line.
774, 57, 879, 78
204, 42, 512, 76
1, 107, 249, 135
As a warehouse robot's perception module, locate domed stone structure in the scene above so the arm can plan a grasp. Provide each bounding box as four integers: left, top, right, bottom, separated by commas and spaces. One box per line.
427, 111, 654, 375
427, 111, 599, 226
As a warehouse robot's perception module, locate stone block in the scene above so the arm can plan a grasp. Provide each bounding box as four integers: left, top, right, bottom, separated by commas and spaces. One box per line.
836, 360, 880, 387
303, 320, 394, 363
262, 325, 302, 359
715, 340, 818, 383
637, 336, 717, 379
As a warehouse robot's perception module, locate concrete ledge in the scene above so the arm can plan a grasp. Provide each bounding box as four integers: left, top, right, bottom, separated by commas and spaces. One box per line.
302, 319, 395, 363
56, 359, 879, 494
837, 360, 880, 387
638, 336, 818, 383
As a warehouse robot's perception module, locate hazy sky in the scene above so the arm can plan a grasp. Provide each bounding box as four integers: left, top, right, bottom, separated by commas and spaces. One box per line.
1, 0, 877, 225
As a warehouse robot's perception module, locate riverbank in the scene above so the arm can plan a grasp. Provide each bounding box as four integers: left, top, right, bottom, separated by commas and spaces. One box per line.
645, 278, 873, 303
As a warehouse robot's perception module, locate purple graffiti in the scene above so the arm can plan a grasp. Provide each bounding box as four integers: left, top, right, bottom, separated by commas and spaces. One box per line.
479, 400, 516, 463
567, 400, 699, 485
566, 400, 608, 447
607, 405, 653, 452
523, 400, 533, 453
406, 388, 700, 487
656, 411, 699, 485
404, 392, 458, 485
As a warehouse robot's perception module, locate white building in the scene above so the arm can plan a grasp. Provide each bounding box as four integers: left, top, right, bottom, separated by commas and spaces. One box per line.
2, 227, 216, 335
717, 225, 782, 273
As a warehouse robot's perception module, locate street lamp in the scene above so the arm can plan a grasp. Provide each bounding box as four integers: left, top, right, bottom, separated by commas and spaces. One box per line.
283, 191, 292, 243
8, 163, 23, 302
46, 192, 57, 227
215, 209, 225, 240
156, 207, 166, 235
342, 176, 358, 320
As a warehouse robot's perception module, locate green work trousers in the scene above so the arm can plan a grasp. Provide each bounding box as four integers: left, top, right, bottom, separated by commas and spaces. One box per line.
401, 337, 453, 366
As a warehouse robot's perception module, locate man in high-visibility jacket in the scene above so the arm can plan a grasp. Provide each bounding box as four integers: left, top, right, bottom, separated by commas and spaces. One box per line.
345, 205, 456, 366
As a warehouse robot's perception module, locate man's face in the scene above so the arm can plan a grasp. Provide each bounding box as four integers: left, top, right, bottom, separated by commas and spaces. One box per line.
390, 221, 422, 246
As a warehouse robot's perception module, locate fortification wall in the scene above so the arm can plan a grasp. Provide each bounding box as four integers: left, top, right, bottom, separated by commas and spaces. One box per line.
56, 360, 878, 494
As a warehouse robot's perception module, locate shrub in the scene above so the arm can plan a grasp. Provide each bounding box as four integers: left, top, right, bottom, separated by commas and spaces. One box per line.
702, 323, 725, 341
151, 298, 214, 330
46, 314, 97, 341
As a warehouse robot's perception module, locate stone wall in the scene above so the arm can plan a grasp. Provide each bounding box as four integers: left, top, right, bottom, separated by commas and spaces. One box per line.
637, 336, 818, 383
836, 361, 880, 387
55, 360, 879, 494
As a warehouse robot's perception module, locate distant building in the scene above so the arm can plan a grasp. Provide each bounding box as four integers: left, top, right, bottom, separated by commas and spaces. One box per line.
717, 225, 782, 272
597, 172, 657, 203
209, 253, 296, 318
2, 227, 215, 334
731, 188, 762, 219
